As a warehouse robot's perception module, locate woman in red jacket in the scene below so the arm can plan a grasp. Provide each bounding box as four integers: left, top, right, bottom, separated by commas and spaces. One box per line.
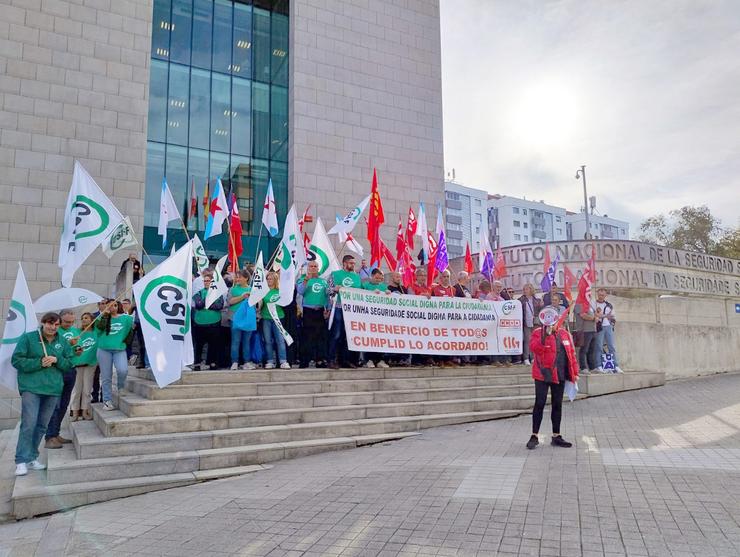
527, 307, 579, 450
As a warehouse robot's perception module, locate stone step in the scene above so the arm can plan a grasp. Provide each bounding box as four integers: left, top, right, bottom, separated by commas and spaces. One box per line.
129, 364, 530, 384
94, 394, 536, 436
45, 432, 421, 485
72, 409, 524, 459
119, 383, 534, 417
127, 373, 532, 400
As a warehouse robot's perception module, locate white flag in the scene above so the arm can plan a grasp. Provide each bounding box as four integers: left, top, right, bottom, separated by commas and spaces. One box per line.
335, 213, 364, 257
158, 179, 181, 248
276, 205, 305, 306
204, 178, 228, 240
132, 241, 194, 388
191, 234, 209, 275
328, 194, 370, 235
418, 202, 430, 264
0, 264, 39, 391
206, 254, 229, 309
59, 160, 125, 287
102, 217, 137, 259
261, 178, 278, 237
308, 217, 340, 279
248, 252, 269, 307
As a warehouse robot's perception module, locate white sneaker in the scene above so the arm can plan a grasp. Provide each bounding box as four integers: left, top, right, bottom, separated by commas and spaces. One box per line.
28, 460, 46, 471
15, 463, 27, 476
614, 367, 624, 373
365, 360, 375, 368
103, 401, 115, 410
279, 362, 291, 369
308, 360, 316, 369
265, 362, 276, 369
230, 363, 239, 371
241, 362, 256, 370
599, 368, 611, 374
376, 360, 389, 368
593, 367, 603, 373
524, 359, 531, 365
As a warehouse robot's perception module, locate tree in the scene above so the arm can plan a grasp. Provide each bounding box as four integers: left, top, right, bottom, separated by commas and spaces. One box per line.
638, 205, 737, 256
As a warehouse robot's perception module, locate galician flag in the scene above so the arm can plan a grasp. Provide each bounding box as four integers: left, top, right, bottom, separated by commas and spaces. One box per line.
308, 217, 340, 279
434, 204, 449, 273
328, 194, 370, 235
158, 178, 181, 248
0, 264, 38, 392
204, 178, 228, 240
276, 205, 306, 306
248, 252, 269, 307
262, 178, 278, 237
206, 254, 229, 309
191, 234, 209, 275
479, 227, 494, 280
132, 241, 194, 388
59, 160, 124, 287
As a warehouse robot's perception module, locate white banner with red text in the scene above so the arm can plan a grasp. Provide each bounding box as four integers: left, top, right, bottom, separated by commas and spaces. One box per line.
339, 288, 523, 356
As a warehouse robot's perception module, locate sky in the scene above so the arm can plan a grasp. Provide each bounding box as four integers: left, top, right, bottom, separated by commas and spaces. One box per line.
440, 0, 740, 235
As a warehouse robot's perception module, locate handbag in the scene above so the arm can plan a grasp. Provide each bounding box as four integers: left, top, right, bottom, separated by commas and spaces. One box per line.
232, 302, 257, 332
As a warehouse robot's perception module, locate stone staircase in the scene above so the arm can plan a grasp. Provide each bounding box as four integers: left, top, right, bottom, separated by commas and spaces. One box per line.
11, 364, 545, 518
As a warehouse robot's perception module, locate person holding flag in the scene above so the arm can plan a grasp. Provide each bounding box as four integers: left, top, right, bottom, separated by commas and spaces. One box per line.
328, 255, 362, 369
192, 270, 225, 371
259, 271, 290, 370
228, 269, 257, 371
96, 300, 134, 410
296, 260, 330, 369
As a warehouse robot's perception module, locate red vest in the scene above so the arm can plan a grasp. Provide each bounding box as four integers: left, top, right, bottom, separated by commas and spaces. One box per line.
530, 326, 579, 384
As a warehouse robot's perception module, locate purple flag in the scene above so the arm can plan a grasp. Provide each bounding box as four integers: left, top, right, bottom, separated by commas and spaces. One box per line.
540, 253, 560, 293
435, 229, 449, 273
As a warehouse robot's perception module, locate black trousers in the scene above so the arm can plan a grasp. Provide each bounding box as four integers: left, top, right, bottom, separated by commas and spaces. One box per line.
46, 371, 76, 439
532, 380, 565, 435
194, 324, 221, 366
300, 307, 327, 366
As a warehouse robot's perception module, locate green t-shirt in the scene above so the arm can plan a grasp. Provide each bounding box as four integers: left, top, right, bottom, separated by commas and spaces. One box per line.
302, 278, 329, 308
332, 270, 362, 303
194, 288, 222, 325
260, 289, 284, 320
229, 285, 251, 313
362, 281, 388, 293
96, 314, 134, 352
74, 330, 98, 366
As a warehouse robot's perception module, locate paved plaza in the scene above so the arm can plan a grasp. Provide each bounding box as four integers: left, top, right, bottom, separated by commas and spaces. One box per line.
2, 372, 740, 557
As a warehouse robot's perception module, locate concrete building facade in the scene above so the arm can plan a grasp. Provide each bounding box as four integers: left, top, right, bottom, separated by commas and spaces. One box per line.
443, 180, 487, 259
566, 211, 630, 241
488, 194, 568, 248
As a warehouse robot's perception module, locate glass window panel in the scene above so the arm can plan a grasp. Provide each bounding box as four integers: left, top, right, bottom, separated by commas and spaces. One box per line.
269, 160, 288, 222
229, 154, 252, 226
271, 13, 288, 85
209, 151, 230, 186
232, 3, 252, 78
188, 148, 210, 232
152, 0, 171, 60
189, 68, 211, 150
270, 85, 287, 161
147, 59, 168, 143
144, 142, 166, 228
191, 0, 213, 69
251, 158, 269, 237
231, 77, 252, 156
165, 144, 188, 216
210, 73, 231, 153
252, 82, 270, 159
212, 0, 233, 74
170, 0, 192, 65
167, 63, 190, 146
252, 8, 270, 83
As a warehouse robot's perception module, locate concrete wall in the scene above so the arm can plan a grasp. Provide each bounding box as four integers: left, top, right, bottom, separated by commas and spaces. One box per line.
608, 294, 740, 379
289, 0, 445, 245
0, 0, 153, 428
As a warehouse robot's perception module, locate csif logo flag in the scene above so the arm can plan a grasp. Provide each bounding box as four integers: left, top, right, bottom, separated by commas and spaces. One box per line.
191, 233, 210, 275
206, 254, 229, 309
0, 264, 39, 391
133, 241, 194, 388
328, 194, 370, 236
59, 161, 124, 287
102, 216, 137, 259
248, 252, 269, 307
307, 217, 340, 279
276, 205, 306, 306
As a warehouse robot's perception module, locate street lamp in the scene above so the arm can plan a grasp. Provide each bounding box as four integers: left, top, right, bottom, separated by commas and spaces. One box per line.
575, 165, 590, 239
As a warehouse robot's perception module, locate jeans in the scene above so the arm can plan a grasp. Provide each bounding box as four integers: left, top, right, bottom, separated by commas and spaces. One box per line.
15, 391, 59, 464
98, 348, 129, 402
45, 370, 76, 439
231, 328, 254, 365
578, 331, 599, 371
532, 380, 565, 435
595, 325, 618, 367
521, 326, 534, 362
262, 319, 287, 364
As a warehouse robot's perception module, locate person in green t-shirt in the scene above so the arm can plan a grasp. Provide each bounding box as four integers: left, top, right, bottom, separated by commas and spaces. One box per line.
361, 268, 390, 294
69, 312, 98, 421
259, 271, 289, 369
229, 269, 257, 370
192, 270, 225, 370
296, 260, 330, 368
328, 254, 362, 369
96, 300, 134, 410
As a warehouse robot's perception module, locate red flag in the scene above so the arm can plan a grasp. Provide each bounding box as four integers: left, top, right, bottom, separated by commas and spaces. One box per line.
542, 243, 551, 281
395, 218, 405, 262
494, 244, 507, 279
398, 248, 416, 287
576, 245, 596, 306
426, 231, 438, 288
299, 205, 311, 257
202, 180, 210, 228
406, 206, 417, 250
563, 264, 576, 304
464, 242, 474, 274
367, 168, 385, 267
228, 193, 243, 269
380, 238, 397, 271
189, 178, 197, 227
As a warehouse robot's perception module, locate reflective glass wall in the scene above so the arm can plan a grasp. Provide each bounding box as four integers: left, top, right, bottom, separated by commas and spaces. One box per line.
144, 0, 289, 259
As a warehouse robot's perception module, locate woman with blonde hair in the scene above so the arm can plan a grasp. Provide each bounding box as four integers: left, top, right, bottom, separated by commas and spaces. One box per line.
259, 271, 290, 369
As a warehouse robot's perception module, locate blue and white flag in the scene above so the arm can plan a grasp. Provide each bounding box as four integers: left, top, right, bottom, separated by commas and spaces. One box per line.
540, 253, 560, 293
479, 227, 494, 280
204, 178, 228, 240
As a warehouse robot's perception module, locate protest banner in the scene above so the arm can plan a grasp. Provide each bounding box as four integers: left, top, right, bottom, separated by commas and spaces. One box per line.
339, 288, 523, 356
